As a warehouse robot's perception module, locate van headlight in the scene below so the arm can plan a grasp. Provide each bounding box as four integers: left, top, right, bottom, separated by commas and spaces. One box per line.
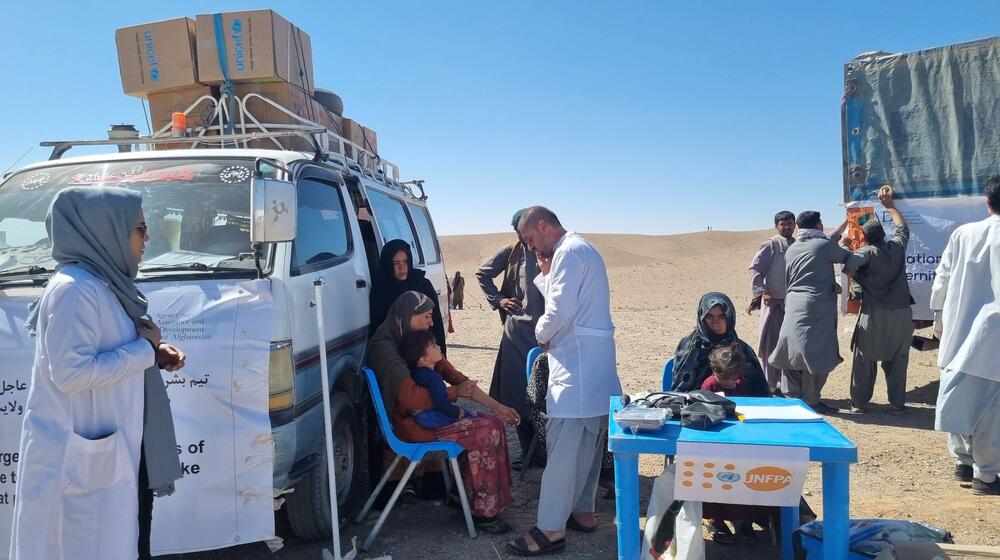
268, 340, 294, 412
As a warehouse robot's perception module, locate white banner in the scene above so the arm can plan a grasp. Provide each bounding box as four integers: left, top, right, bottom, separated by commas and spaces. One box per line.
674, 442, 808, 507
844, 197, 989, 320
0, 292, 33, 555
0, 279, 274, 558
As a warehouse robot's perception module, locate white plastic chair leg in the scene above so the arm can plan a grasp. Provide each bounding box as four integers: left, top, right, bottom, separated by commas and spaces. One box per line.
362, 460, 418, 551
440, 458, 453, 496
356, 455, 401, 523
449, 457, 477, 539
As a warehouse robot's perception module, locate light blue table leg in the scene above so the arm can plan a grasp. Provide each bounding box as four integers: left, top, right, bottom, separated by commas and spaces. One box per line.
780, 504, 798, 560
822, 462, 850, 560
614, 452, 640, 560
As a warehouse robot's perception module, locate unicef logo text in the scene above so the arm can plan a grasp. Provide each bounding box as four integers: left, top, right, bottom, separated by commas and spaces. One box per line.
143, 30, 159, 81
230, 19, 246, 72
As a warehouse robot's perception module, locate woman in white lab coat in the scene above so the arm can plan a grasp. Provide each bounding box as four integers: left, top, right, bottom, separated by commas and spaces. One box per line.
9, 186, 185, 560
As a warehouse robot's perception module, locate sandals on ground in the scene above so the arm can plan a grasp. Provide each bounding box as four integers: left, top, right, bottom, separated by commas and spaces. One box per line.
506, 526, 567, 556
473, 516, 512, 535
710, 519, 735, 544
566, 515, 598, 533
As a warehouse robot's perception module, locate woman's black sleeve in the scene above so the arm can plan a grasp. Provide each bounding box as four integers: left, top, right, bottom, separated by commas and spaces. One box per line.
420, 279, 448, 356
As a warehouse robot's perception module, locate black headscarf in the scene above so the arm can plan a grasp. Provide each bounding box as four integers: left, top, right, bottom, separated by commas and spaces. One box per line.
369, 239, 446, 354
669, 292, 769, 396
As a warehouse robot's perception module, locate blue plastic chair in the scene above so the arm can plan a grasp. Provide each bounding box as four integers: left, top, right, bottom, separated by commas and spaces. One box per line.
356, 368, 476, 550
661, 356, 675, 391
525, 347, 544, 383
519, 347, 544, 480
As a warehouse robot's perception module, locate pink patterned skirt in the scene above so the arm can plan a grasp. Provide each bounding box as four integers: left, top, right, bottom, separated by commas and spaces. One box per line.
435, 411, 512, 518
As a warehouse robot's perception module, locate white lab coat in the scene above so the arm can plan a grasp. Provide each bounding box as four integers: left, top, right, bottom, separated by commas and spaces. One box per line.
533, 232, 621, 418
929, 214, 1000, 383
10, 265, 154, 560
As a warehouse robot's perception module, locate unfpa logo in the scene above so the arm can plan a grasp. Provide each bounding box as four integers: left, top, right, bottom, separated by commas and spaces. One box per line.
744, 466, 793, 491
230, 19, 246, 72
679, 461, 792, 492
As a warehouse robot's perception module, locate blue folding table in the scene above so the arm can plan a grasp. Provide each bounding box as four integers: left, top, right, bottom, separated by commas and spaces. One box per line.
608, 396, 857, 560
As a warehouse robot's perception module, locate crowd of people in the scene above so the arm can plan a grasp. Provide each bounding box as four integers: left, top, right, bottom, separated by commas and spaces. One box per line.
7, 176, 998, 558
746, 181, 1000, 499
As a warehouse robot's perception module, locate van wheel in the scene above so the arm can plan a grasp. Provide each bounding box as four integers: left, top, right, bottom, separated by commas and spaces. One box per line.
286, 392, 365, 540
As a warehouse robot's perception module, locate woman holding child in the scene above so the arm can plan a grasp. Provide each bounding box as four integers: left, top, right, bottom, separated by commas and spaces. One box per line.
670, 292, 769, 396
671, 292, 772, 544
368, 290, 520, 533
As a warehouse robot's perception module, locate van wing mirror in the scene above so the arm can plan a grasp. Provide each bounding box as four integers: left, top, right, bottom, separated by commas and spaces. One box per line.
251, 178, 297, 243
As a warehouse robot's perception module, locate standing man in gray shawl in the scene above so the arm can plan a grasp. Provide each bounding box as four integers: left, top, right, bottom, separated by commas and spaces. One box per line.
476, 209, 544, 463
768, 210, 850, 414
843, 186, 913, 414
10, 187, 184, 560
748, 210, 796, 393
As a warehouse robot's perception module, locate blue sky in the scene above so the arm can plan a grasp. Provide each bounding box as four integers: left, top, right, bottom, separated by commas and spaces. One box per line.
1, 1, 997, 235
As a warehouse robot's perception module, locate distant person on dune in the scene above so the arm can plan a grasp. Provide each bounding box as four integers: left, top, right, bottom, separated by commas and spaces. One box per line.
451, 271, 465, 310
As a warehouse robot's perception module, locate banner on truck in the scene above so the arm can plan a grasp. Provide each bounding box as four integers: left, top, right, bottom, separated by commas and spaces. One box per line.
0, 280, 274, 558
843, 196, 990, 321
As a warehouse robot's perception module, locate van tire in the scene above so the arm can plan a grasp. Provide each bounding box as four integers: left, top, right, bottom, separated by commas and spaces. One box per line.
286, 392, 364, 540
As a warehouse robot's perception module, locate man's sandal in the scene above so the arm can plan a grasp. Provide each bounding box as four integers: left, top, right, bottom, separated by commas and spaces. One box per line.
506, 527, 566, 556
566, 515, 597, 533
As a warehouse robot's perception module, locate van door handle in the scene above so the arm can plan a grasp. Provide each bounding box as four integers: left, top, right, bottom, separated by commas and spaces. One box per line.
356, 279, 368, 289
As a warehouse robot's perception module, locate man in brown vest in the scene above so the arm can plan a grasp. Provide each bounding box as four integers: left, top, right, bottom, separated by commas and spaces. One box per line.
475, 209, 544, 459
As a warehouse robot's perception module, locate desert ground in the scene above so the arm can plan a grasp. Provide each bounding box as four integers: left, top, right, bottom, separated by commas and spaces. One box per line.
179, 229, 999, 560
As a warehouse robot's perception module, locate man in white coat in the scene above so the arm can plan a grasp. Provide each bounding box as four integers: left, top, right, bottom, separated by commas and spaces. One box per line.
506, 206, 621, 556
931, 176, 1000, 496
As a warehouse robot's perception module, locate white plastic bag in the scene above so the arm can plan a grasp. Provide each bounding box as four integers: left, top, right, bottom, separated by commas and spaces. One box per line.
641, 464, 704, 560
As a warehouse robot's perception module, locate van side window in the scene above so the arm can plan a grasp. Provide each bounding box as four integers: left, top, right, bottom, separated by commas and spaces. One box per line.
365, 188, 423, 264
407, 203, 440, 265
291, 179, 352, 275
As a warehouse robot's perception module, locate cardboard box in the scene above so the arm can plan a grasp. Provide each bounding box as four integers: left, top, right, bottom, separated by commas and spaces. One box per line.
338, 118, 379, 159
361, 126, 379, 154
235, 82, 337, 150
196, 10, 314, 93
116, 18, 200, 97
147, 85, 217, 133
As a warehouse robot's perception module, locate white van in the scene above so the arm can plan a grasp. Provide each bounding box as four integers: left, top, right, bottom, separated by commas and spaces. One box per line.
0, 116, 448, 543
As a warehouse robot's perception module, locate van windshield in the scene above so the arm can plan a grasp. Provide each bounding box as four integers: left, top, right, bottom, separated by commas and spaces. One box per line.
0, 158, 264, 280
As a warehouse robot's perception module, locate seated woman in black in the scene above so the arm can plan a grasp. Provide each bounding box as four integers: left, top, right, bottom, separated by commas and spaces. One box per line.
669, 292, 771, 544
669, 292, 768, 395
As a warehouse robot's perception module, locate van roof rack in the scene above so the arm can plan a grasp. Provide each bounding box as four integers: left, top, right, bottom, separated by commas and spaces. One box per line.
39, 92, 402, 183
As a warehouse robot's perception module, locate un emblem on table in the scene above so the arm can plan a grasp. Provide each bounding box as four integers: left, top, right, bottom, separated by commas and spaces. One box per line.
717, 471, 741, 484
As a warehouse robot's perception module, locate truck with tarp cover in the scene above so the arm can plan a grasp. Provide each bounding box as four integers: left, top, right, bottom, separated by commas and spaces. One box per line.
840, 36, 1000, 321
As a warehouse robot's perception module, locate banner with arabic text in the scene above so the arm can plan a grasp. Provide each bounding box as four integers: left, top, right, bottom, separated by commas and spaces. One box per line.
0, 279, 274, 557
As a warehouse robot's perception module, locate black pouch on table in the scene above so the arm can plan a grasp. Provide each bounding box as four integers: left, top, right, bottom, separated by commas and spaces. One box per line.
685, 390, 737, 416
680, 401, 729, 429
649, 393, 687, 417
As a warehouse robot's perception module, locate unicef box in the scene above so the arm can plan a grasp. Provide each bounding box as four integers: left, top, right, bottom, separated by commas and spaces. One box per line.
195, 10, 315, 94
116, 17, 201, 98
